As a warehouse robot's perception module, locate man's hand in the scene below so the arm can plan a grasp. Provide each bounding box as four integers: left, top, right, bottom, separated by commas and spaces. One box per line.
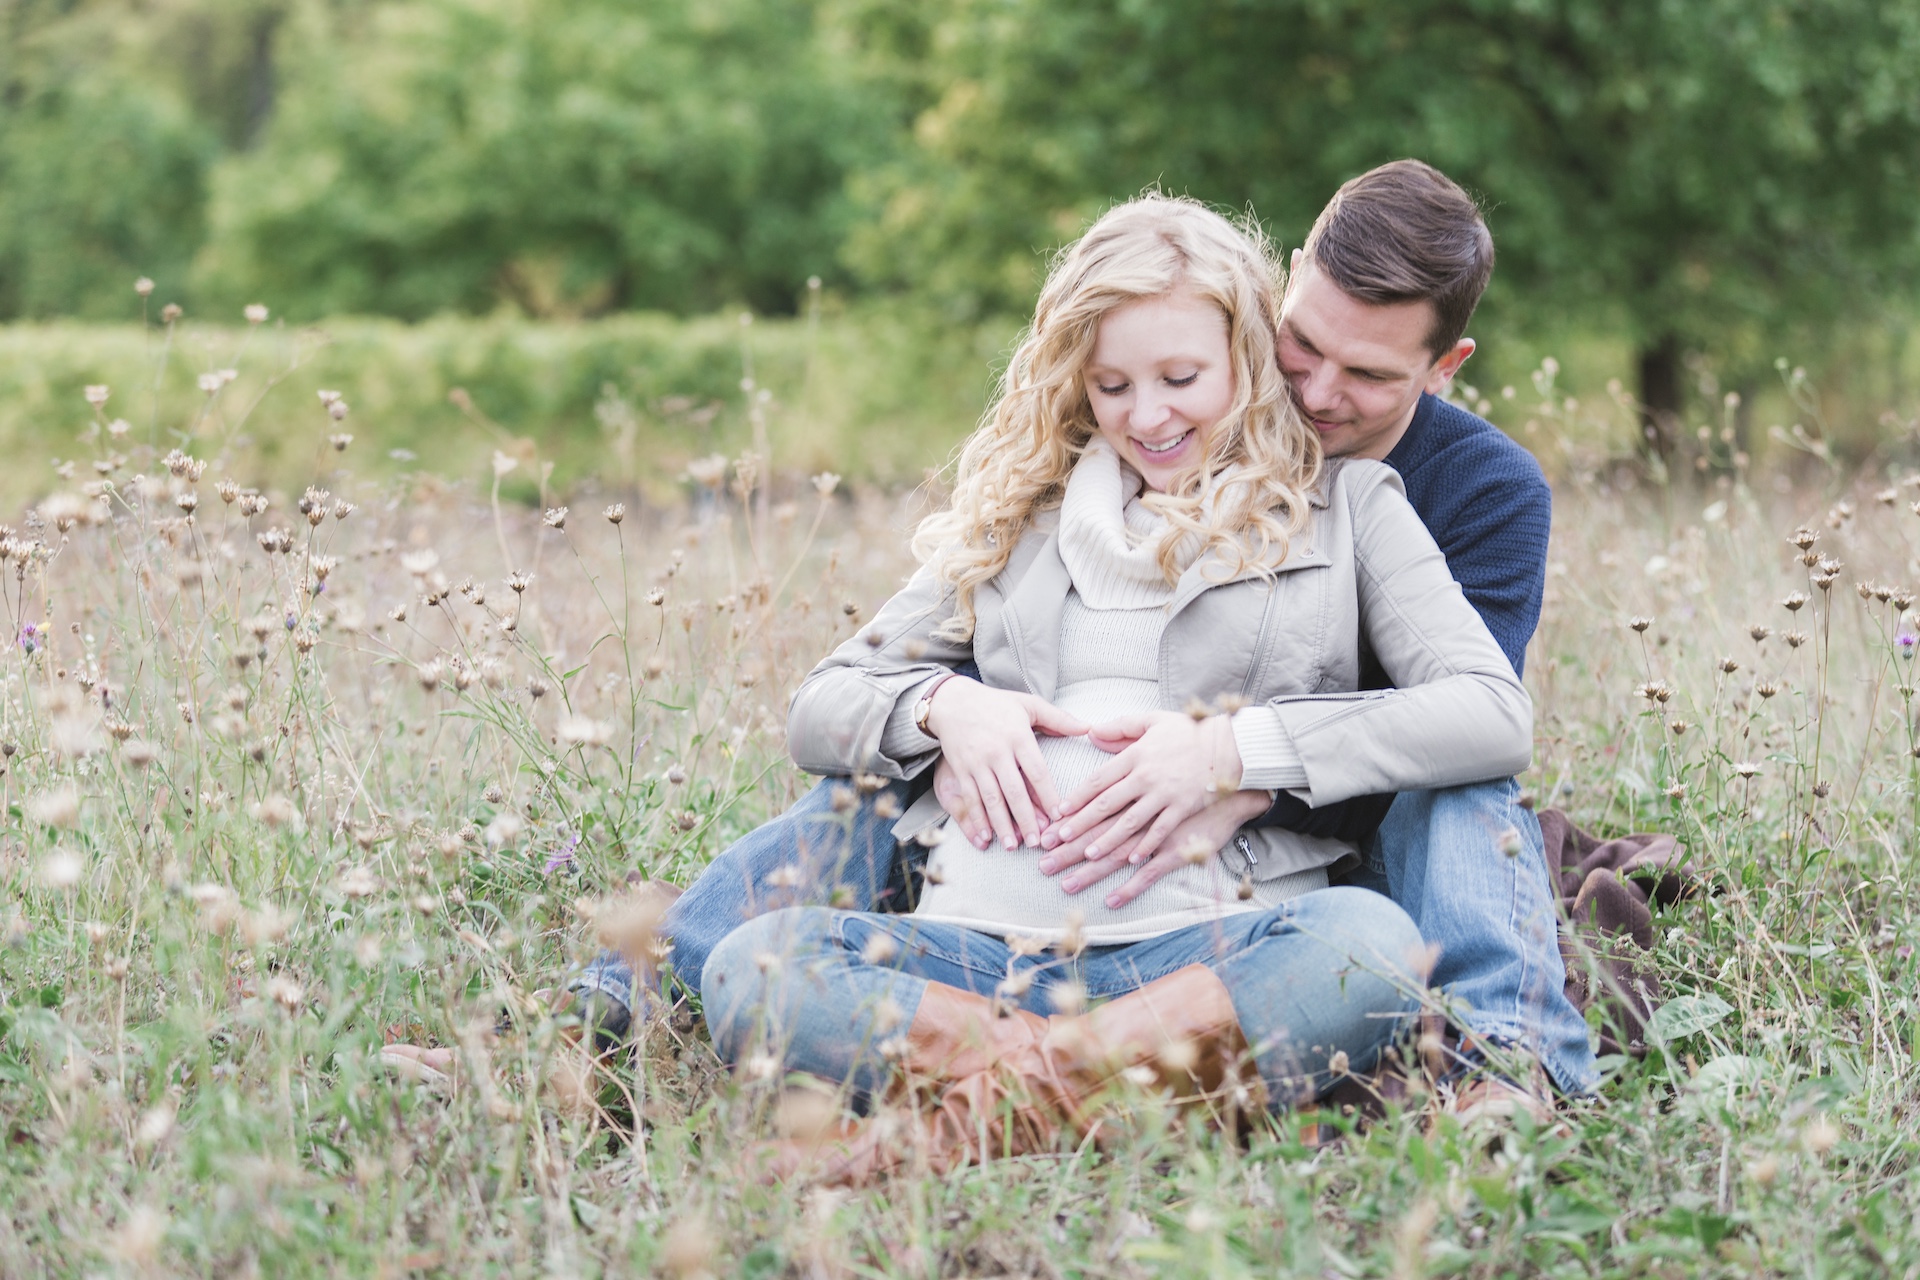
1038, 710, 1243, 863
1039, 788, 1272, 909
924, 678, 1086, 850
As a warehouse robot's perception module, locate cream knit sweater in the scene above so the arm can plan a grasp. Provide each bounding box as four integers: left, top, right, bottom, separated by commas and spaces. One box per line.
906, 442, 1325, 944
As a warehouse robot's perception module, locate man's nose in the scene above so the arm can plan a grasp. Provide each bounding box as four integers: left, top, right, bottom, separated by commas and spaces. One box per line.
1293, 363, 1339, 415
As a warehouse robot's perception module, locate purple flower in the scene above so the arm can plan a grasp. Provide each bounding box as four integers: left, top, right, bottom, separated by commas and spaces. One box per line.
543, 830, 581, 876
1899, 632, 1917, 658
17, 622, 39, 654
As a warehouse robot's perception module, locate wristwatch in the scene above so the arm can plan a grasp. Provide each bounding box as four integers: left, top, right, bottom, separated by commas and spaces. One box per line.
913, 672, 961, 737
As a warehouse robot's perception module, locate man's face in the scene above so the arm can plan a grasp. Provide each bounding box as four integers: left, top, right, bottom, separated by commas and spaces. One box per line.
1277, 257, 1473, 461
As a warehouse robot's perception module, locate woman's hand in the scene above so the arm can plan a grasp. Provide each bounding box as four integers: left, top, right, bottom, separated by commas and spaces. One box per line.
1038, 710, 1243, 863
1039, 787, 1272, 908
924, 678, 1087, 850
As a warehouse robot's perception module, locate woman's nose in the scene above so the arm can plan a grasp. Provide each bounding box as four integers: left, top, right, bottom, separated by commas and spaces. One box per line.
1128, 389, 1173, 430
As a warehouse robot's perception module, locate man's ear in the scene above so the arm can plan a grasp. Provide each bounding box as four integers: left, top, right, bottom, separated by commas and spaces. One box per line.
1423, 338, 1475, 395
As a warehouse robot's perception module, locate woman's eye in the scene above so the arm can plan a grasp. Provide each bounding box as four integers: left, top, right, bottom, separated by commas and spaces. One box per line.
1097, 383, 1128, 396
1166, 372, 1199, 388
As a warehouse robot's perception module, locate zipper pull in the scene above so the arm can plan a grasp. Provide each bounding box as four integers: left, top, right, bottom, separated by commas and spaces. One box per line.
1233, 832, 1257, 870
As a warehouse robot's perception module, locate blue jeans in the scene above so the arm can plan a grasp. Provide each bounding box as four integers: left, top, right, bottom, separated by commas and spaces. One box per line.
573, 776, 920, 1007
577, 775, 1598, 1097
700, 887, 1422, 1106
1351, 780, 1597, 1095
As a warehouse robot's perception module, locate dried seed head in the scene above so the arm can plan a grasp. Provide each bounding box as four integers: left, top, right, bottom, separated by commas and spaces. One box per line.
1783, 592, 1808, 612
1789, 527, 1817, 550
1733, 761, 1759, 778
1669, 720, 1689, 735
1719, 656, 1740, 673
508, 571, 532, 594
1785, 631, 1807, 649
1749, 624, 1771, 642
134, 277, 155, 297
1627, 616, 1653, 633
603, 503, 625, 524
542, 507, 568, 529
1756, 681, 1779, 698
1665, 782, 1688, 801
526, 677, 547, 699
1812, 780, 1832, 799
160, 303, 181, 323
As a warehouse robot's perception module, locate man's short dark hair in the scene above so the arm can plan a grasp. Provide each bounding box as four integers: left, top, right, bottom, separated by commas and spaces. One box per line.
1301, 159, 1494, 360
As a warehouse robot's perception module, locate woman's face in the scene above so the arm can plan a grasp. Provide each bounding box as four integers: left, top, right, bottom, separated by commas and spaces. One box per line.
1082, 292, 1236, 492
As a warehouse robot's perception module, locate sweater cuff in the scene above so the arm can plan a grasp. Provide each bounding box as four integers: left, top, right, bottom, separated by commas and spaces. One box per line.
881, 673, 945, 762
1230, 708, 1309, 791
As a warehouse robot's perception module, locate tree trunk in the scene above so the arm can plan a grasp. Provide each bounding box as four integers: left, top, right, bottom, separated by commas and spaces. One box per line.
1637, 335, 1683, 460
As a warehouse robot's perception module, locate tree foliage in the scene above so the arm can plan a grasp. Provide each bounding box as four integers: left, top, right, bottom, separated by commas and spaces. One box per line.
850, 0, 1920, 436
2, 0, 1919, 432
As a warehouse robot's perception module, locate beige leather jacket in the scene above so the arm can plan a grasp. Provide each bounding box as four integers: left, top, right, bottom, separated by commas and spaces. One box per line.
785, 460, 1532, 883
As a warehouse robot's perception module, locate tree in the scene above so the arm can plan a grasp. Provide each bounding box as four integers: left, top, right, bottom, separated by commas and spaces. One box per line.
198, 0, 901, 319
848, 0, 1920, 451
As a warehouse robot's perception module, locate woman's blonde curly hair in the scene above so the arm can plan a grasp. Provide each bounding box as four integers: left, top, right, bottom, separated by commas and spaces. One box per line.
913, 193, 1322, 641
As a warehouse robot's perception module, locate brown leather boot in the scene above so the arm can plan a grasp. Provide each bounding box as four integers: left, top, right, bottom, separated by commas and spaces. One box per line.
771, 965, 1268, 1184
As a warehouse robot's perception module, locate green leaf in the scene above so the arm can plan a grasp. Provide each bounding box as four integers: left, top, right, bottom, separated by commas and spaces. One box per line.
1648, 993, 1733, 1043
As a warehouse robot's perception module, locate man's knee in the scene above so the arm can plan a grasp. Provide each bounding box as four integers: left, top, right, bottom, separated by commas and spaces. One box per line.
1291, 886, 1426, 994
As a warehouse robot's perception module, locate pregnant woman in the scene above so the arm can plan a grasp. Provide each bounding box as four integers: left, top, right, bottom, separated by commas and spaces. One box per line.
698, 194, 1533, 1182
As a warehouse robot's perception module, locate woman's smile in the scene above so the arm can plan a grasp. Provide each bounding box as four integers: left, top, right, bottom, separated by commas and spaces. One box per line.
1082, 292, 1235, 491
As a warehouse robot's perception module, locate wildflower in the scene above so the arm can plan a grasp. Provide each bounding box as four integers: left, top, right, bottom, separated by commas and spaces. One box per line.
543, 507, 568, 529
1750, 624, 1771, 642
813, 472, 841, 497
526, 676, 548, 700
1899, 633, 1917, 659
1627, 616, 1653, 633
107, 418, 130, 438
338, 866, 378, 898
84, 385, 109, 409
1665, 782, 1688, 801
860, 932, 898, 964
244, 303, 268, 324
1789, 527, 1817, 550
666, 765, 687, 785
1756, 681, 1779, 699
1669, 720, 1689, 735
40, 851, 83, 889
1783, 592, 1808, 612
123, 739, 158, 767
160, 303, 182, 323
1785, 631, 1807, 649
134, 277, 155, 297
267, 976, 305, 1011
1733, 762, 1760, 778
484, 811, 525, 848
329, 432, 353, 452
327, 400, 349, 421
646, 588, 665, 606
400, 549, 439, 576
108, 1205, 168, 1270
317, 389, 342, 407
603, 503, 625, 524
197, 373, 222, 394
556, 714, 610, 747
27, 785, 80, 828
17, 622, 41, 654
1718, 656, 1739, 673
255, 794, 297, 827
543, 831, 581, 875
507, 571, 532, 593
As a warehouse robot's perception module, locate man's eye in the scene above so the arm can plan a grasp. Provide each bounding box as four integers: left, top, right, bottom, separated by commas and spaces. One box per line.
1166, 373, 1199, 388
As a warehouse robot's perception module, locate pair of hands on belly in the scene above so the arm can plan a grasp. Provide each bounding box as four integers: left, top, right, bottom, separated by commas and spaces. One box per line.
922, 677, 1270, 910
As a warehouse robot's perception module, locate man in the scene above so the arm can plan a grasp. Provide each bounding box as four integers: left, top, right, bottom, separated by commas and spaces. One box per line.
570, 159, 1595, 1111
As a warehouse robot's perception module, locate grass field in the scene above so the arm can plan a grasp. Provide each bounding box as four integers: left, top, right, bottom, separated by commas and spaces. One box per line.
3, 339, 1920, 1277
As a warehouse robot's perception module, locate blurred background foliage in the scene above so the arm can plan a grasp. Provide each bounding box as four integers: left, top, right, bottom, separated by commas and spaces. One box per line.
3, 0, 1920, 482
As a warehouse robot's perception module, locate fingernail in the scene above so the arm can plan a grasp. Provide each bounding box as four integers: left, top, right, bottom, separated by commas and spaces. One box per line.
1038, 860, 1056, 874
1105, 895, 1122, 909
1085, 845, 1099, 858
1002, 835, 1015, 850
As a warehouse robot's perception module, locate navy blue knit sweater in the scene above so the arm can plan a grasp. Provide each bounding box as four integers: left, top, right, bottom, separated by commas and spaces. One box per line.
1378, 393, 1551, 679
1262, 392, 1550, 841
